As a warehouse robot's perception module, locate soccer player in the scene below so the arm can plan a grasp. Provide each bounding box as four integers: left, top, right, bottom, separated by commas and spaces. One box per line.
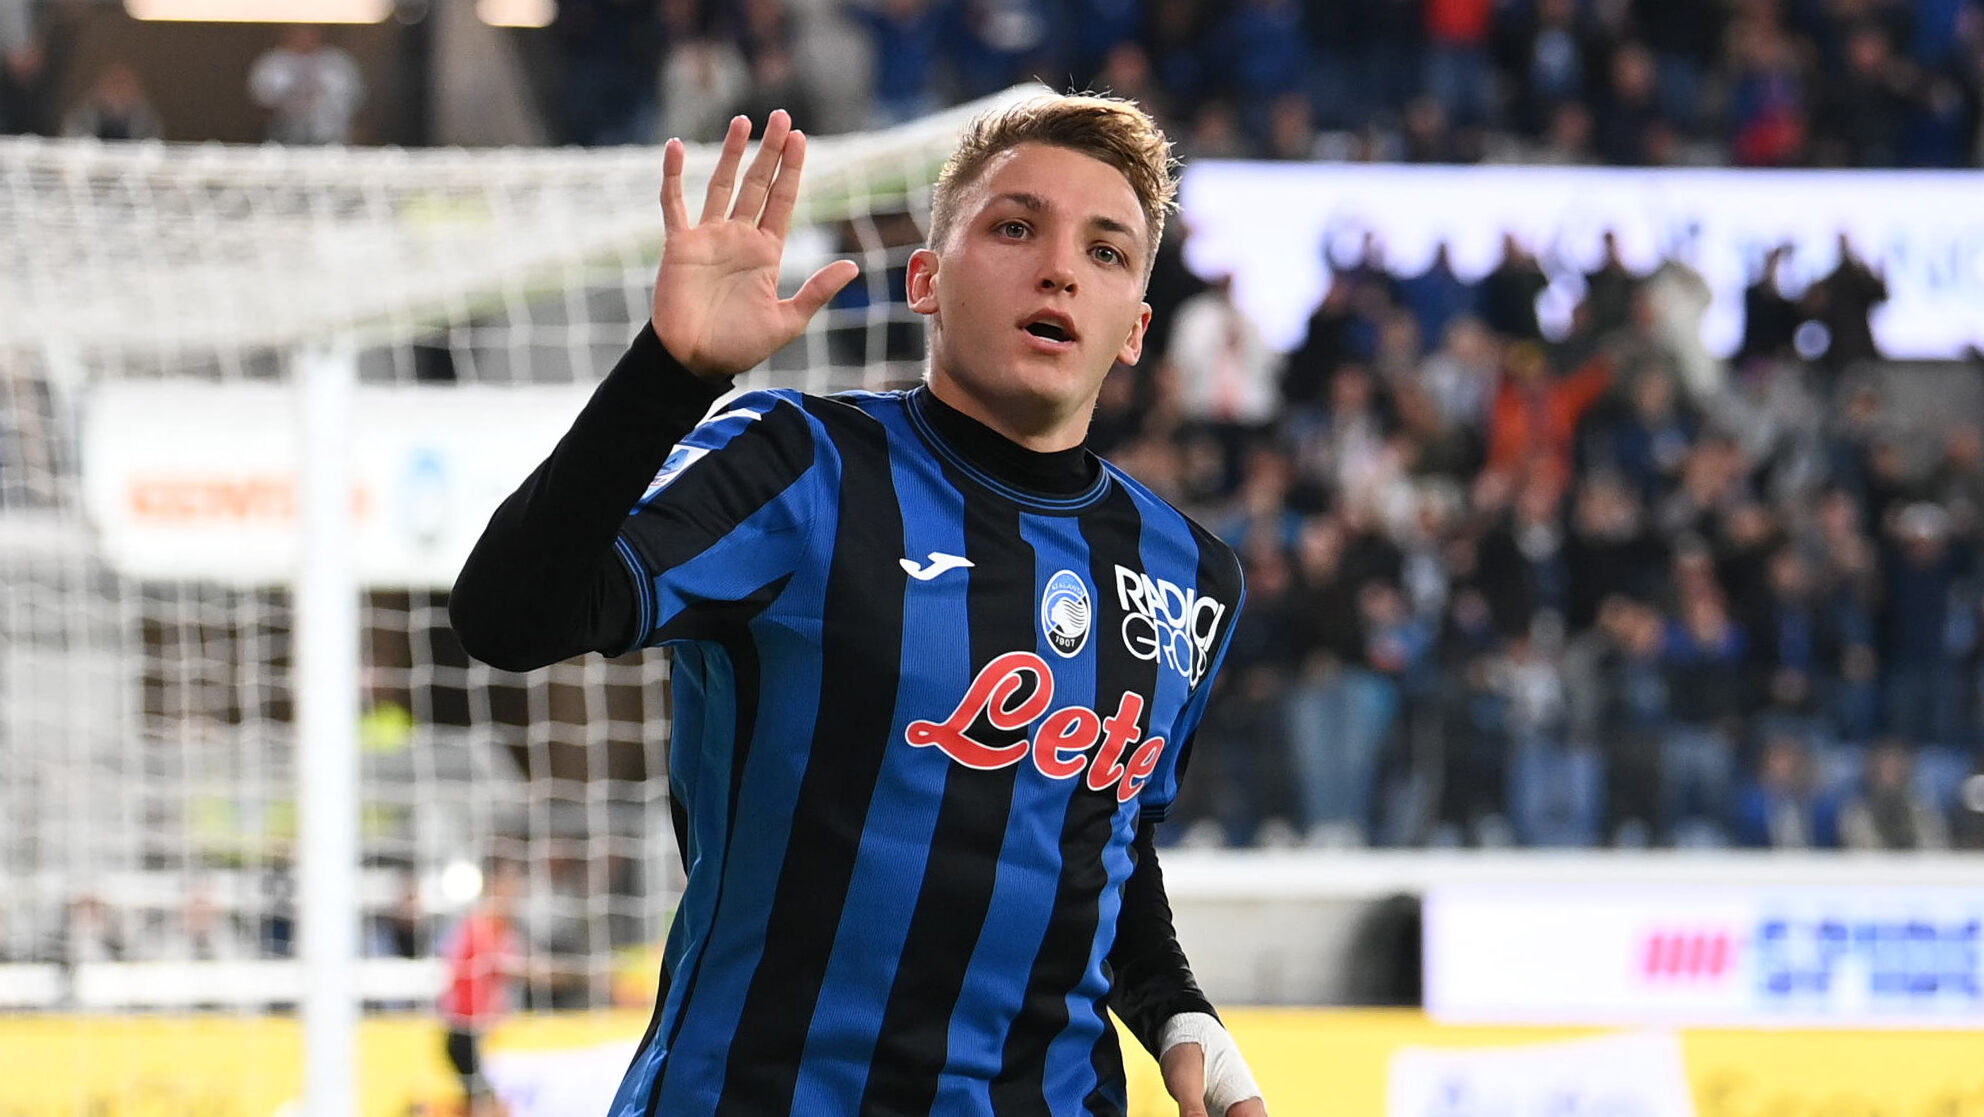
439, 858, 525, 1117
451, 95, 1267, 1116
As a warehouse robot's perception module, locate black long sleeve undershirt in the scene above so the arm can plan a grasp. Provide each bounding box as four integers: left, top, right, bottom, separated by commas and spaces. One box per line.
449, 324, 1212, 1055
449, 323, 728, 670
1110, 818, 1219, 1055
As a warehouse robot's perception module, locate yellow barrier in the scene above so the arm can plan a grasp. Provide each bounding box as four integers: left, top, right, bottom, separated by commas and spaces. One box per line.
2, 1009, 1981, 1116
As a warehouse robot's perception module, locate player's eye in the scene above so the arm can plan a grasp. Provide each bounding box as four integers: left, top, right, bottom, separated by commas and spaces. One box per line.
1092, 244, 1125, 267
997, 220, 1029, 239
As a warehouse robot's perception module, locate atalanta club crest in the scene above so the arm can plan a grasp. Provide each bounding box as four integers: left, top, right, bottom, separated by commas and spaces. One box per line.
1041, 569, 1091, 657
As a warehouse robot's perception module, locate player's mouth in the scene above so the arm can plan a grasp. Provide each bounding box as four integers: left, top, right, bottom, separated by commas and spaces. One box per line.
1018, 310, 1079, 354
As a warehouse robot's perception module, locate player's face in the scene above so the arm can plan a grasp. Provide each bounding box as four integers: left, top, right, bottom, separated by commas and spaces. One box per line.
909, 143, 1152, 447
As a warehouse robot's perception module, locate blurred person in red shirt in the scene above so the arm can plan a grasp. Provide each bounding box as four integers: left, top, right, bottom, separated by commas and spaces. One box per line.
439, 859, 526, 1117
1484, 341, 1612, 494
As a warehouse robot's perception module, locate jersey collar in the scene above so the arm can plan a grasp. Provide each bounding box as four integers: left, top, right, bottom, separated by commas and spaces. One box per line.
906, 386, 1111, 513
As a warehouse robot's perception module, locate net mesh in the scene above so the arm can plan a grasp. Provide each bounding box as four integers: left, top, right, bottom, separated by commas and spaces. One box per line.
0, 88, 1035, 1073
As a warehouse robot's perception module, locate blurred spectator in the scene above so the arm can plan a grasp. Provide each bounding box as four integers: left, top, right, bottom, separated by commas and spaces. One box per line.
1738, 245, 1801, 365
947, 0, 1057, 102
62, 62, 161, 141
370, 870, 427, 959
1283, 279, 1374, 409
1067, 0, 1143, 88
1484, 342, 1612, 492
1732, 733, 1840, 848
1815, 23, 1912, 167
1726, 21, 1810, 166
1600, 364, 1697, 505
555, 0, 665, 145
1581, 232, 1642, 340
1507, 0, 1597, 136
1173, 542, 1302, 846
1208, 0, 1310, 143
1492, 629, 1599, 846
1422, 0, 1496, 127
1564, 473, 1667, 631
1478, 235, 1549, 342
248, 25, 364, 145
1630, 0, 1724, 133
1642, 257, 1719, 405
1286, 516, 1401, 845
1838, 738, 1952, 849
1415, 315, 1498, 434
1594, 41, 1668, 164
1475, 472, 1571, 634
1565, 596, 1669, 845
1165, 274, 1282, 488
1928, 424, 1984, 536
853, 0, 946, 125
1093, 41, 1168, 131
1879, 501, 1972, 745
1142, 0, 1211, 118
1288, 362, 1393, 510
1803, 235, 1888, 375
1744, 544, 1858, 734
660, 36, 749, 143
1400, 94, 1466, 162
1393, 244, 1479, 351
261, 867, 296, 958
58, 894, 123, 965
1264, 91, 1323, 160
1660, 584, 1747, 845
1395, 379, 1481, 485
0, 20, 51, 135
160, 880, 250, 961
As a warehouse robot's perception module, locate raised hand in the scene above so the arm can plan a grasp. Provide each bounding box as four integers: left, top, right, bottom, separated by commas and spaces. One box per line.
652, 110, 861, 381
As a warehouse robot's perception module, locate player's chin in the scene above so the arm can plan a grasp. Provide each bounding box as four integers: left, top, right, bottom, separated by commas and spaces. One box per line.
1007, 344, 1101, 386
1004, 360, 1104, 412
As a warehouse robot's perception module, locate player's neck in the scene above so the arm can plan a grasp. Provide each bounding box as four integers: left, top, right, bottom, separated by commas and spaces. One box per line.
914, 383, 1098, 496
924, 369, 1091, 454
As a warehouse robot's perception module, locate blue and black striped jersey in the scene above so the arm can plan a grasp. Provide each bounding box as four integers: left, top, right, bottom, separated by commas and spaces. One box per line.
453, 326, 1245, 1117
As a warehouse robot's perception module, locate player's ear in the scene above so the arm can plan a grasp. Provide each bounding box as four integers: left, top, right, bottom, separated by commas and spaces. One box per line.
1116, 302, 1152, 366
907, 249, 940, 316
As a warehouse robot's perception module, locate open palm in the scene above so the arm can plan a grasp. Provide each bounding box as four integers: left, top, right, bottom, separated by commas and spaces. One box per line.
653, 110, 860, 380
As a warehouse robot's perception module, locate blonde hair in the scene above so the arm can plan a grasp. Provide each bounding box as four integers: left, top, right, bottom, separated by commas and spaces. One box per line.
928, 93, 1178, 279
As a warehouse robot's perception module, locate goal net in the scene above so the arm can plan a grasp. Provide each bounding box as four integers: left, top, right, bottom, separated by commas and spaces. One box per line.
0, 86, 1032, 1112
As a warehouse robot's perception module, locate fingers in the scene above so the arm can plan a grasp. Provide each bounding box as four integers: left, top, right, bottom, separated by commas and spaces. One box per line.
1160, 1043, 1211, 1117
785, 259, 861, 322
759, 128, 809, 239
729, 109, 792, 224
659, 137, 689, 233
699, 115, 751, 225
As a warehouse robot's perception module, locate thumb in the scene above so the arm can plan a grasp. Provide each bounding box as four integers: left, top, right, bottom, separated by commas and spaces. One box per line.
1160, 1042, 1212, 1117
785, 259, 861, 323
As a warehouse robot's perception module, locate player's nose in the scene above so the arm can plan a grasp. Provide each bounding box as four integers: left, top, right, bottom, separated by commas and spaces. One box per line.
1035, 238, 1079, 295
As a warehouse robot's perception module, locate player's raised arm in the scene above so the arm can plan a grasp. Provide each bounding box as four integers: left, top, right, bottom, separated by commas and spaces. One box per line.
652, 110, 859, 381
451, 111, 850, 671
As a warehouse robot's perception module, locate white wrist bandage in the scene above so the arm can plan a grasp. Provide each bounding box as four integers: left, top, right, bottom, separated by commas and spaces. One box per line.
1158, 1012, 1262, 1114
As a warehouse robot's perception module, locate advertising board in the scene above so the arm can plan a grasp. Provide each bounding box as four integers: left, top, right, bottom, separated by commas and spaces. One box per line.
1424, 883, 1983, 1028
81, 381, 591, 587
1179, 163, 1984, 359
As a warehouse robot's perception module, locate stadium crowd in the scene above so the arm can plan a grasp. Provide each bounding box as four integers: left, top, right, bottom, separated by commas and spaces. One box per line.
0, 0, 1980, 166
6, 1, 1984, 871
1126, 223, 1984, 850
574, 0, 1984, 167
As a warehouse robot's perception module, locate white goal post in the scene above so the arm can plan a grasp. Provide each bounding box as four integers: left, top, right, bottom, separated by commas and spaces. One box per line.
0, 86, 1034, 1116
